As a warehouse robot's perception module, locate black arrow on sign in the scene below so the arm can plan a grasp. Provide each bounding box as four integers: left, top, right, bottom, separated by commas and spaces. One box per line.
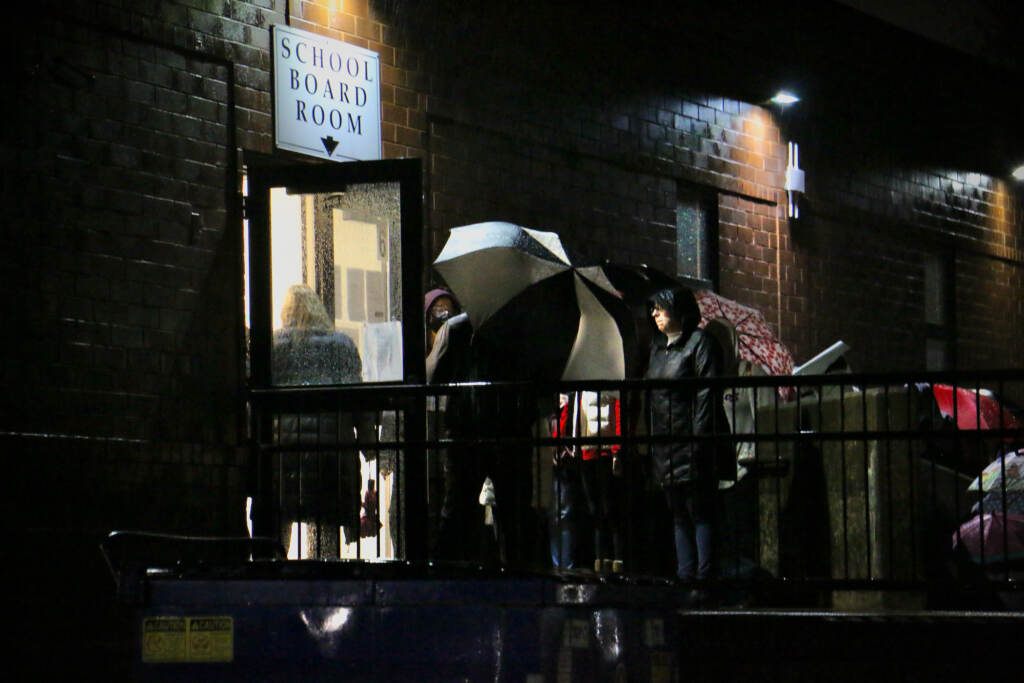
321, 135, 339, 156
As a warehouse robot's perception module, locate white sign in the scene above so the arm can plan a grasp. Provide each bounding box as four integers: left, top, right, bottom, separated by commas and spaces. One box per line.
272, 25, 382, 162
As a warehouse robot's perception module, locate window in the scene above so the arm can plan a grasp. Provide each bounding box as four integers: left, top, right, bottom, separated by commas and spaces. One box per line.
924, 251, 955, 370
675, 184, 718, 290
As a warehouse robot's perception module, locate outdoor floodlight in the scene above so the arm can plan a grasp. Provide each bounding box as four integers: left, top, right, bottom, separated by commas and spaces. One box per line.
771, 91, 800, 105
1013, 164, 1024, 181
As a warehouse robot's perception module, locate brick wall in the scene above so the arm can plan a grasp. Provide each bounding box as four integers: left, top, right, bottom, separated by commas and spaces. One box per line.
3, 7, 255, 552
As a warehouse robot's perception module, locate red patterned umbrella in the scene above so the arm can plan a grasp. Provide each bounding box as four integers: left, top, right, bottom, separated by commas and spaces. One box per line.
693, 289, 794, 398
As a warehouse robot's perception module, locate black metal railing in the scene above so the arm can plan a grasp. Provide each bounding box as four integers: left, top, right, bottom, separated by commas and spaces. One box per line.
248, 369, 1024, 608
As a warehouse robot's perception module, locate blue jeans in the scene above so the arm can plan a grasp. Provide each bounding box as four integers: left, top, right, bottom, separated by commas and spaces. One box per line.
664, 481, 717, 580
551, 459, 582, 568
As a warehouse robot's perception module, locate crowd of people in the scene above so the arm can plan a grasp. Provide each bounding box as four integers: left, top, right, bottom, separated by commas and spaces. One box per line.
264, 281, 735, 601
422, 284, 734, 597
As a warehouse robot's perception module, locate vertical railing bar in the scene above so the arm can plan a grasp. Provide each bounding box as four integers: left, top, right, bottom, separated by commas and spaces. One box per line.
913, 382, 921, 581
625, 381, 633, 574
971, 380, 984, 569
276, 409, 285, 558
998, 378, 1009, 581
817, 377, 824, 585
727, 377, 737, 581
884, 383, 894, 580
794, 376, 802, 585
773, 378, 781, 581
373, 406, 382, 560
752, 377, 761, 572
862, 381, 871, 581
397, 403, 405, 561
536, 384, 545, 571
951, 378, 964, 577
840, 380, 849, 579
904, 383, 918, 578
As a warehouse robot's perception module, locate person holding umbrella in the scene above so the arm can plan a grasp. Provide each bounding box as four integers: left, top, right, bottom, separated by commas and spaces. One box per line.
646, 286, 734, 602
422, 288, 496, 564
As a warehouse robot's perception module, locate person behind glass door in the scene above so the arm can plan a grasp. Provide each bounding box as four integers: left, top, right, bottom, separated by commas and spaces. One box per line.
272, 283, 371, 559
645, 287, 733, 601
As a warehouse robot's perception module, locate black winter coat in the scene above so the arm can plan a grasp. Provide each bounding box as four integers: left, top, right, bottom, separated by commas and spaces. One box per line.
270, 328, 370, 531
645, 327, 734, 487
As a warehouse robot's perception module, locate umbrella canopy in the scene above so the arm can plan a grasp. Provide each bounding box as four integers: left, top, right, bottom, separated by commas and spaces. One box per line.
954, 511, 1024, 565
692, 289, 794, 380
975, 488, 1024, 516
598, 262, 680, 309
435, 222, 578, 330
932, 384, 1024, 439
968, 448, 1024, 493
433, 222, 633, 381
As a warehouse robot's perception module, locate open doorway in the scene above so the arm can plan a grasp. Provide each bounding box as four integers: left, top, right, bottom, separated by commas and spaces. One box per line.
244, 157, 425, 561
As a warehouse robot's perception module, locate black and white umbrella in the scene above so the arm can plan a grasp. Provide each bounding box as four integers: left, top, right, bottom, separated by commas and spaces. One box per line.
433, 222, 633, 380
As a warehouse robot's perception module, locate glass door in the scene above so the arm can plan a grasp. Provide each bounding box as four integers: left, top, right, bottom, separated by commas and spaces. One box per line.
244, 156, 426, 561
246, 157, 424, 388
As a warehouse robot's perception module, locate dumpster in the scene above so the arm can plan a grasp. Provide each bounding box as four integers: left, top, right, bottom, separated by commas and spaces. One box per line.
103, 532, 689, 681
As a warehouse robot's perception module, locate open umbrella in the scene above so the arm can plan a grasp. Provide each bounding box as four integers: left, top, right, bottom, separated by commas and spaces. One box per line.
692, 290, 794, 380
967, 448, 1024, 493
954, 511, 1024, 565
433, 222, 634, 381
932, 384, 1024, 440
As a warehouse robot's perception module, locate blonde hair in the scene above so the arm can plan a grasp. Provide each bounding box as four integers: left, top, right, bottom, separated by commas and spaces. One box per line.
280, 284, 333, 333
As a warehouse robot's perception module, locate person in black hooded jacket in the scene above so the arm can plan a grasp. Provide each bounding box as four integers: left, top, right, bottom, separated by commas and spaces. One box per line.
645, 286, 733, 588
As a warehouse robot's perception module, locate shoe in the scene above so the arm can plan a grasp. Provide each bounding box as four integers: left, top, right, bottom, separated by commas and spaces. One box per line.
683, 587, 720, 608
683, 588, 706, 607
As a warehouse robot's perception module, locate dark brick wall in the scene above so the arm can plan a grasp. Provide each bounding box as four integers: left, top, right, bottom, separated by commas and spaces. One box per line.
3, 7, 253, 557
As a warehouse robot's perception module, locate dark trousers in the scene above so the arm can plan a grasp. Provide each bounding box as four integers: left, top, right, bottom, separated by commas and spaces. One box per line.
435, 444, 534, 567
581, 456, 625, 562
664, 480, 717, 580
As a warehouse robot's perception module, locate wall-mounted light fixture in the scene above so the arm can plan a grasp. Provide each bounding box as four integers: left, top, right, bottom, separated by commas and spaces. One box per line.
770, 90, 803, 218
1013, 164, 1024, 181
784, 141, 805, 219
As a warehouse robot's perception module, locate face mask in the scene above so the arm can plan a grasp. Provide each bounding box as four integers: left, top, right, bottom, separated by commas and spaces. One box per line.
429, 308, 452, 331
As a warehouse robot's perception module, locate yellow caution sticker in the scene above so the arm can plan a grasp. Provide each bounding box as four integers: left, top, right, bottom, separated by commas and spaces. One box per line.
142, 616, 233, 663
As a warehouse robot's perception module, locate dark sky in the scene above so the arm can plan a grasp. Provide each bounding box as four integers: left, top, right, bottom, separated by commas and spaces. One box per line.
837, 0, 1022, 70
